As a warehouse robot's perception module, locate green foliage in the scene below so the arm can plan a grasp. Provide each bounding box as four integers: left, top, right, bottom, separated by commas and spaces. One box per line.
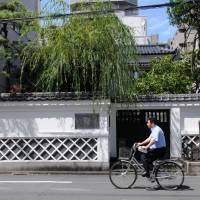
0, 0, 36, 91
21, 1, 137, 100
168, 0, 200, 91
135, 55, 193, 94
168, 0, 199, 26
0, 0, 33, 38
0, 0, 30, 18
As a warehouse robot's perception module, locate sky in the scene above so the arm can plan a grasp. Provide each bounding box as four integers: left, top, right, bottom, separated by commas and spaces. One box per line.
138, 0, 177, 43
41, 0, 177, 43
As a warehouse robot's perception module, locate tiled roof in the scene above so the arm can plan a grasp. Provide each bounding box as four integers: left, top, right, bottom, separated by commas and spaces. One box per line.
0, 92, 96, 102
0, 92, 200, 102
136, 44, 175, 55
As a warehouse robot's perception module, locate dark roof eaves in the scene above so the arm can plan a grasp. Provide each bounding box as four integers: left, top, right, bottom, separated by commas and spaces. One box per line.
136, 94, 200, 103
1, 93, 200, 103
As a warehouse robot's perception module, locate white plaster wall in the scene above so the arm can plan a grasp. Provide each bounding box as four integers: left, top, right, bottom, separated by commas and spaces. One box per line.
0, 109, 109, 138
0, 100, 110, 138
0, 100, 110, 164
180, 107, 200, 135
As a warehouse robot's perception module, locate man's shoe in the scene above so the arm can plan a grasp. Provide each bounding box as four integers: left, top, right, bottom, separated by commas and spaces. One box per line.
149, 178, 155, 183
145, 185, 161, 191
142, 172, 150, 178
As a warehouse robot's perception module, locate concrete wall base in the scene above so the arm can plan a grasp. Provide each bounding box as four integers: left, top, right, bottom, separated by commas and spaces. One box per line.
0, 161, 109, 172
184, 161, 200, 175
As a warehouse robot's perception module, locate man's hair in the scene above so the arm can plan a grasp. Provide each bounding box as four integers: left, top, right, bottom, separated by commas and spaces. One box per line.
147, 117, 157, 124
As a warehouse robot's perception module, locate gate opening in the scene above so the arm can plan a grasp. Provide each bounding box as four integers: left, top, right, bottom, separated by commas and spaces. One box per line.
116, 110, 170, 159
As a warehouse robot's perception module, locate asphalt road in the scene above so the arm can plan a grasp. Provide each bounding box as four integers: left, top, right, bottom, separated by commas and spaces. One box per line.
0, 174, 199, 200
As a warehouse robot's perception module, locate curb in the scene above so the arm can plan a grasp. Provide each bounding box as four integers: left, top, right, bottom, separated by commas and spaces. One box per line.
0, 171, 200, 176
0, 171, 109, 175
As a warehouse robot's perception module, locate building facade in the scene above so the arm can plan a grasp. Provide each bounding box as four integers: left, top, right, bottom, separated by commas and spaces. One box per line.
169, 28, 198, 52
133, 44, 175, 71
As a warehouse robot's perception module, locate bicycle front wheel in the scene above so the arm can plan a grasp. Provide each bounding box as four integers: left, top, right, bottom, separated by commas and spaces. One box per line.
155, 161, 184, 190
109, 160, 137, 189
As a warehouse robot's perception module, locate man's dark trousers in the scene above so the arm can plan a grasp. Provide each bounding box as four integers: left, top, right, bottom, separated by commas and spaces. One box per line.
141, 147, 166, 176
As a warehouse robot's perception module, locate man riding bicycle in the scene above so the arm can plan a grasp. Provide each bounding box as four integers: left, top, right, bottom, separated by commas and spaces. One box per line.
138, 118, 166, 178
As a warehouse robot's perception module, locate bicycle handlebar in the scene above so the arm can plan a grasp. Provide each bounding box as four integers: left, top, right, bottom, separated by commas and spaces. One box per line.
132, 143, 139, 151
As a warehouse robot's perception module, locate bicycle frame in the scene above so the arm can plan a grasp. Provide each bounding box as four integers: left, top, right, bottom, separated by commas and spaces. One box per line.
121, 144, 159, 179
129, 149, 144, 172
120, 144, 145, 172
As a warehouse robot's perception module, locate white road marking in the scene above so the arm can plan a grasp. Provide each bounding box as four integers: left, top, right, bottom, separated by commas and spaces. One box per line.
74, 181, 109, 184
0, 181, 72, 184
54, 188, 91, 192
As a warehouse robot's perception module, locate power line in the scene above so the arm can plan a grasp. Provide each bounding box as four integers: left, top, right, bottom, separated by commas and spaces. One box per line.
0, 0, 194, 24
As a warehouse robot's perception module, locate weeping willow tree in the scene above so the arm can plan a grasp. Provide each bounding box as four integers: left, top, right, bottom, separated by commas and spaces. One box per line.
21, 0, 137, 100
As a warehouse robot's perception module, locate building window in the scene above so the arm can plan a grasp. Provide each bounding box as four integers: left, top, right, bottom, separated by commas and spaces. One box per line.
179, 43, 186, 48
75, 113, 100, 129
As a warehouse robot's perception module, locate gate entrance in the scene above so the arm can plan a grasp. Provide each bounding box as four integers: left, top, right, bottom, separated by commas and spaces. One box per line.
116, 110, 170, 158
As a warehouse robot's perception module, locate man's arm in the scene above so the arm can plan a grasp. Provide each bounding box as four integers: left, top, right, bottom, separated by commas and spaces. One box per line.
144, 138, 156, 149
143, 129, 159, 149
138, 137, 151, 146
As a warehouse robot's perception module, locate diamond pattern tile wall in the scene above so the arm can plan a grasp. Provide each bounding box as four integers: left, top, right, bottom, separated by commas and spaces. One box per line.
182, 134, 200, 160
0, 138, 98, 161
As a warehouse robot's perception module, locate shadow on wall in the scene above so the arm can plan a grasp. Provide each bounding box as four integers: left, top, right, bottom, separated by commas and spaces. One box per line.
0, 111, 71, 137
0, 118, 37, 137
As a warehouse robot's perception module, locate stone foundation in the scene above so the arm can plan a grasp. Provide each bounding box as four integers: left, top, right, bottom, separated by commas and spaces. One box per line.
184, 161, 200, 175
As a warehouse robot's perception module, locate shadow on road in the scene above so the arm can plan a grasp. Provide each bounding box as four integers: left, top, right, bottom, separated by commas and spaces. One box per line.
132, 185, 194, 191
177, 185, 194, 191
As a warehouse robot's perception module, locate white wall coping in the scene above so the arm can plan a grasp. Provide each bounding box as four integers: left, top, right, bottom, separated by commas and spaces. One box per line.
181, 130, 200, 135
0, 100, 111, 108
112, 101, 200, 109
0, 131, 109, 138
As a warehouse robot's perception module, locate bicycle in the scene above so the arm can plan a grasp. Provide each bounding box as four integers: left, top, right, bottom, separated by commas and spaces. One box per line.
109, 143, 184, 190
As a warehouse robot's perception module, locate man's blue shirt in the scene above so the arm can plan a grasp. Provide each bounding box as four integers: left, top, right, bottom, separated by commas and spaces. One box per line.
149, 125, 166, 149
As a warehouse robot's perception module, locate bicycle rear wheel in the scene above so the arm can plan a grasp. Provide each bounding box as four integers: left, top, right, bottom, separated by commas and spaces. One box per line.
109, 160, 137, 189
155, 161, 184, 190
